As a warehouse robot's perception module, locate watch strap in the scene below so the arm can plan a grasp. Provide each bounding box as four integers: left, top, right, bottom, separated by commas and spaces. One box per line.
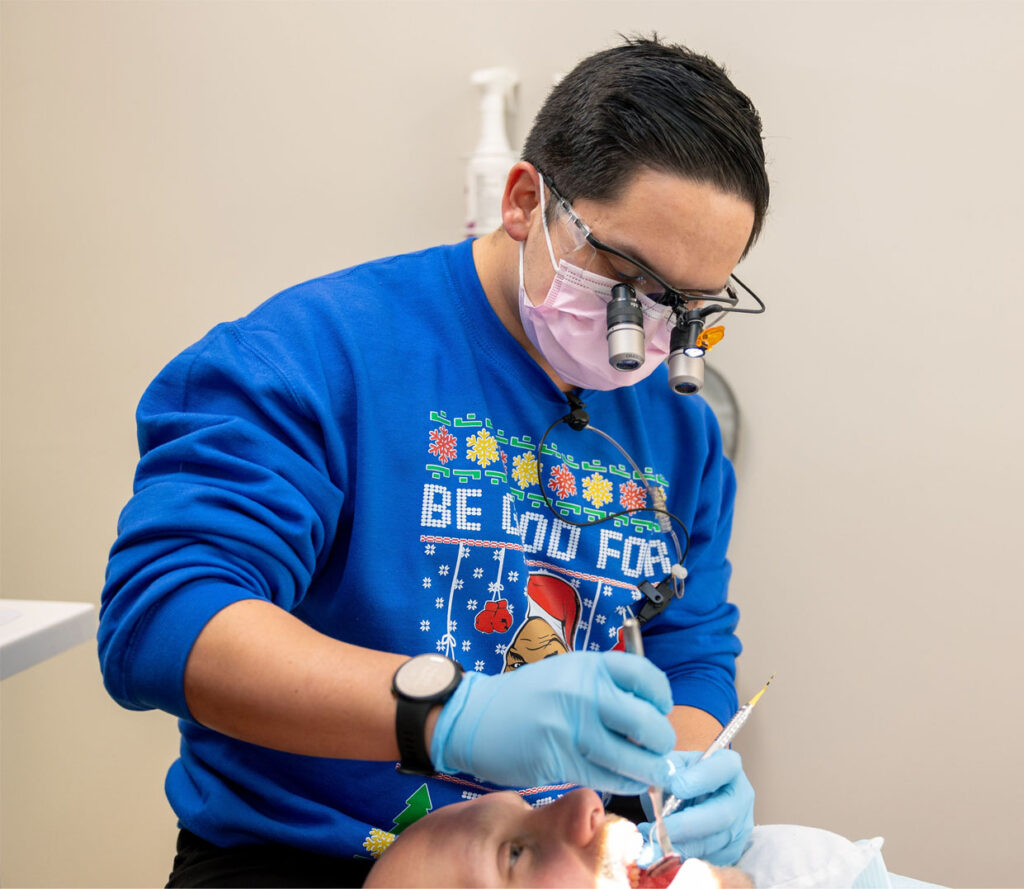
395, 697, 438, 776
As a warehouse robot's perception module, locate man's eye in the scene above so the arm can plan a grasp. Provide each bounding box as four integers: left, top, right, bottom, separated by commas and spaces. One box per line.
605, 257, 646, 285
617, 270, 645, 283
613, 267, 646, 285
683, 289, 726, 302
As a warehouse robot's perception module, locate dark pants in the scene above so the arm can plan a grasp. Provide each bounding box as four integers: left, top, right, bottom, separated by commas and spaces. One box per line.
166, 829, 375, 888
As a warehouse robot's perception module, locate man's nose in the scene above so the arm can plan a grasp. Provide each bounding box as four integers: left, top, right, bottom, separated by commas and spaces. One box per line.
542, 788, 605, 848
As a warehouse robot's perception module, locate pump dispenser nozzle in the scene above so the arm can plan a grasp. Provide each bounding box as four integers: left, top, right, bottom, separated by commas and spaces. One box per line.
465, 67, 519, 238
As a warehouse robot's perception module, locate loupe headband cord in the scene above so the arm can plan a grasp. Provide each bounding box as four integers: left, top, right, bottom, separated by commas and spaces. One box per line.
532, 407, 691, 566
711, 274, 765, 316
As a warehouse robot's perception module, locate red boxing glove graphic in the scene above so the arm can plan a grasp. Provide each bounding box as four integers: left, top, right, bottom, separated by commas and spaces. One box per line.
491, 599, 512, 632
475, 600, 512, 634
475, 601, 497, 633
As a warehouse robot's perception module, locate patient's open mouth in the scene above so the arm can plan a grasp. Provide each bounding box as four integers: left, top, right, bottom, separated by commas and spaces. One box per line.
594, 816, 686, 888
629, 855, 683, 888
595, 817, 724, 888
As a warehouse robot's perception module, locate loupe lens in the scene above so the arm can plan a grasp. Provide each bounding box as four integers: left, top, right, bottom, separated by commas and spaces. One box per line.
607, 284, 645, 372
668, 326, 705, 394
667, 352, 704, 394
607, 326, 645, 370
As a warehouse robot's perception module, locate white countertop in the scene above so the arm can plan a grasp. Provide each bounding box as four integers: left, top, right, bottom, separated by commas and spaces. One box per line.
0, 598, 96, 679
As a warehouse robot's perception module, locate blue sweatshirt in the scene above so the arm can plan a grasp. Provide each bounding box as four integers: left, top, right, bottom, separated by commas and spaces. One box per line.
98, 238, 740, 859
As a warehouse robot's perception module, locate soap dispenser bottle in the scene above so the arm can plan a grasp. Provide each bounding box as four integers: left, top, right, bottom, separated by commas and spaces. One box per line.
465, 67, 519, 238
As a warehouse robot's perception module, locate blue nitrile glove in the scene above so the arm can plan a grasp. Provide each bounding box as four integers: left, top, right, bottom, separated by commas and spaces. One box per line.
639, 749, 754, 866
430, 651, 676, 795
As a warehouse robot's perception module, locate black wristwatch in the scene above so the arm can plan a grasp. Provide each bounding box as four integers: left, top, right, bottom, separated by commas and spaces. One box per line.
391, 654, 464, 775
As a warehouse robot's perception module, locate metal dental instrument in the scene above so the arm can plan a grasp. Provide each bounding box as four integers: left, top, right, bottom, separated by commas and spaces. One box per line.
621, 617, 675, 860
660, 673, 775, 819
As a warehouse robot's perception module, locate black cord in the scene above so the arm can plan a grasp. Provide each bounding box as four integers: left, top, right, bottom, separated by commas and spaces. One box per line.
532, 400, 691, 565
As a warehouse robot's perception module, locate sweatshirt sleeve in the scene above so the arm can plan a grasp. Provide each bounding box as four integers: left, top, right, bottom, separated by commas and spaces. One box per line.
97, 321, 346, 721
642, 403, 741, 728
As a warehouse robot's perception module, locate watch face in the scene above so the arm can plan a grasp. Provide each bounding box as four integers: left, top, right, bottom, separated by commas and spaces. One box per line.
395, 654, 460, 700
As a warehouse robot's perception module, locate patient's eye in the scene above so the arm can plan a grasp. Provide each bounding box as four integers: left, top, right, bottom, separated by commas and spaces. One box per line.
503, 838, 526, 879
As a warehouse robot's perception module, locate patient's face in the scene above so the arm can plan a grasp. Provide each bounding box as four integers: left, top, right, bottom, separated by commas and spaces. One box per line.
365, 788, 750, 889
365, 788, 621, 888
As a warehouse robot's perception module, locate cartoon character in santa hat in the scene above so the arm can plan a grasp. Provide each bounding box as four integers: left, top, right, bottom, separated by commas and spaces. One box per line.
502, 571, 581, 672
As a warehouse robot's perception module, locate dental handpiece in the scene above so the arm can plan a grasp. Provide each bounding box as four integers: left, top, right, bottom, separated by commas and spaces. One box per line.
660, 674, 774, 818
620, 618, 675, 860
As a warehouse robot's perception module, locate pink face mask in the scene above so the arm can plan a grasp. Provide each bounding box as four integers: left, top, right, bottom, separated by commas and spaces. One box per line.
517, 181, 674, 391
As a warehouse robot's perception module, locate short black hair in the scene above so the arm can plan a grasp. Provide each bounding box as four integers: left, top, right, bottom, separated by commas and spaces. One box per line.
522, 35, 769, 250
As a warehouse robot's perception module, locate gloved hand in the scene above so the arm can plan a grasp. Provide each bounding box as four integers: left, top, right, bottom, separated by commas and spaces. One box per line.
639, 749, 754, 866
430, 651, 675, 795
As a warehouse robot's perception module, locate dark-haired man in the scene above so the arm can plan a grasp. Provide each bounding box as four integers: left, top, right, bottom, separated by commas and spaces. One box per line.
99, 36, 769, 887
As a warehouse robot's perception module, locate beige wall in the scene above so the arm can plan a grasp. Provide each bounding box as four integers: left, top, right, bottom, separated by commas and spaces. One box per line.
3, 2, 1022, 886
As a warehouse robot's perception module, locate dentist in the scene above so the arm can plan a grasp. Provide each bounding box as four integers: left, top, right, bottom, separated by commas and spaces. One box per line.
99, 35, 768, 888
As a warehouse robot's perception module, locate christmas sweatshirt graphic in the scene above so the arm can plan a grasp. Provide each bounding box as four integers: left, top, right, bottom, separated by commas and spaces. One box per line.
418, 408, 679, 676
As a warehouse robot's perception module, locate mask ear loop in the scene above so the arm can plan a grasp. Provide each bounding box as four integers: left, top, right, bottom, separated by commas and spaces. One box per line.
537, 173, 559, 273
519, 174, 560, 303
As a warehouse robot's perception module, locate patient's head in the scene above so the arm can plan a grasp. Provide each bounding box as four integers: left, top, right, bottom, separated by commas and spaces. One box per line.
364, 788, 752, 888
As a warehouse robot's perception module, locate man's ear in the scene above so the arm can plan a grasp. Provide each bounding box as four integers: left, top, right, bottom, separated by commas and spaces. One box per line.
501, 162, 542, 242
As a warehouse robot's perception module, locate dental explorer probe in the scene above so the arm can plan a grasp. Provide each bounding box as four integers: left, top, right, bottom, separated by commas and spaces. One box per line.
660, 673, 775, 819
621, 617, 676, 860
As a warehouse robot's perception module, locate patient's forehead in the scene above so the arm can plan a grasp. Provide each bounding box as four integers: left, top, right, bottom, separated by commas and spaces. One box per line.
365, 793, 522, 887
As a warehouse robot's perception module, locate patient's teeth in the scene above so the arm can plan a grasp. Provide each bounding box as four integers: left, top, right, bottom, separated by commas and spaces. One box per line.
595, 816, 644, 888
